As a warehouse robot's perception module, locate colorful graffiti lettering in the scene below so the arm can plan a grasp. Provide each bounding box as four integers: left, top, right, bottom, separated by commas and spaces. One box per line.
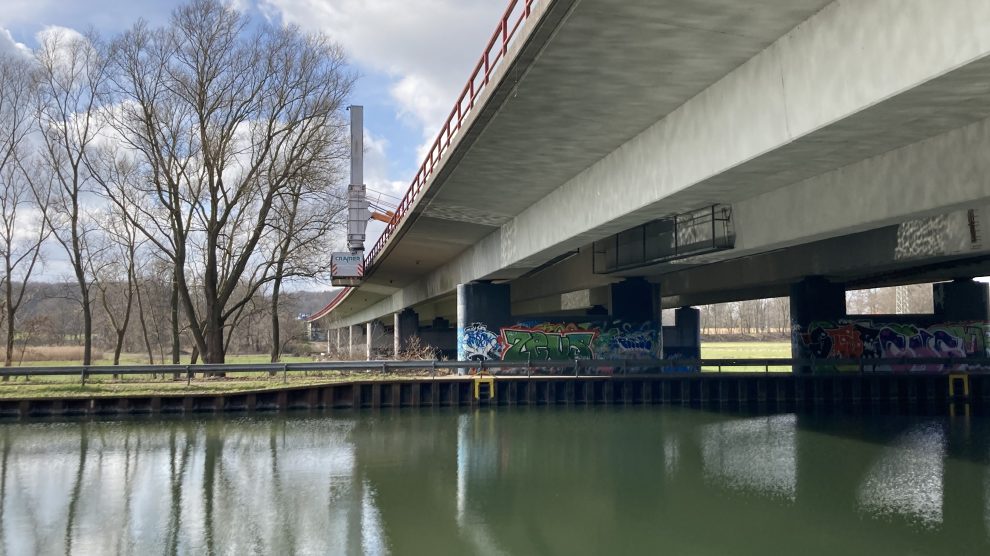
459, 320, 662, 362
500, 328, 597, 361
458, 323, 501, 361
800, 321, 989, 361
596, 321, 660, 360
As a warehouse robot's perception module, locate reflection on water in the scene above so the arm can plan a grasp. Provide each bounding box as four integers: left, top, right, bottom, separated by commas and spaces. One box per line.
663, 437, 679, 477
0, 408, 988, 555
701, 414, 797, 501
858, 422, 946, 528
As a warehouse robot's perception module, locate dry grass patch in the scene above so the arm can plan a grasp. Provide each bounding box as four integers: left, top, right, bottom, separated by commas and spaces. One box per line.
15, 346, 104, 363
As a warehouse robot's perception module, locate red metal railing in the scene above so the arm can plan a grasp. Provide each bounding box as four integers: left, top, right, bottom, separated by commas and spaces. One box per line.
307, 287, 349, 322
364, 0, 539, 266
308, 0, 540, 323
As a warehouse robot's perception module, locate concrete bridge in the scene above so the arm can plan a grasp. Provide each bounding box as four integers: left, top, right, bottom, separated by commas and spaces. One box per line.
309, 0, 990, 365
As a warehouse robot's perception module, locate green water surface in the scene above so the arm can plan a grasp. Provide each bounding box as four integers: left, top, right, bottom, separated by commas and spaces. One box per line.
0, 407, 988, 555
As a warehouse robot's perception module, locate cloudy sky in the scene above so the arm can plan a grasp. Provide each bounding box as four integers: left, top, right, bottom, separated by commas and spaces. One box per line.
0, 0, 508, 254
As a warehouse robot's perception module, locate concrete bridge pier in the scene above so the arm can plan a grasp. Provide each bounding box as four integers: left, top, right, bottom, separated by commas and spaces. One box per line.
365, 320, 388, 360
934, 279, 990, 321
664, 307, 701, 360
349, 325, 363, 358
789, 276, 847, 370
394, 308, 419, 357
609, 278, 657, 323
456, 282, 511, 367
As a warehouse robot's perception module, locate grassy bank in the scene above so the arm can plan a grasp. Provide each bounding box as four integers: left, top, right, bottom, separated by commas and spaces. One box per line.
0, 376, 374, 399
0, 342, 794, 399
9, 353, 313, 367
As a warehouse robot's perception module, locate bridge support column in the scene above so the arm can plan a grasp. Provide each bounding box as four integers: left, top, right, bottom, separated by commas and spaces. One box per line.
349, 325, 362, 358
934, 278, 990, 321
609, 278, 657, 322
663, 307, 701, 360
457, 282, 511, 369
394, 308, 419, 357
790, 276, 846, 372
365, 321, 387, 360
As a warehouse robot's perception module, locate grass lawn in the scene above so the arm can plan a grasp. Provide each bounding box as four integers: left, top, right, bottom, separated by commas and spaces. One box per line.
701, 341, 792, 373
0, 353, 345, 399
0, 343, 798, 398
0, 375, 383, 400
12, 353, 313, 367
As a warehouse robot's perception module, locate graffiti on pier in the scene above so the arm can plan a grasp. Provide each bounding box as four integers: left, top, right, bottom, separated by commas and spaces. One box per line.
459, 323, 501, 361
800, 321, 989, 360
458, 320, 661, 362
501, 326, 597, 361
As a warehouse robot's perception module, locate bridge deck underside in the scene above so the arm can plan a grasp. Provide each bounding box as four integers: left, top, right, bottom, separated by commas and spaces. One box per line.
325, 0, 990, 328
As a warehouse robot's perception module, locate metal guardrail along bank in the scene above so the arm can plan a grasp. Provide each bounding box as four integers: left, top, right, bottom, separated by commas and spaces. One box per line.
0, 357, 989, 386
0, 358, 987, 418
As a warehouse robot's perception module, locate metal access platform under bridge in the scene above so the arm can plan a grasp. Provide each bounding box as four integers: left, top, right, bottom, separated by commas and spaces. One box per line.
0, 358, 987, 418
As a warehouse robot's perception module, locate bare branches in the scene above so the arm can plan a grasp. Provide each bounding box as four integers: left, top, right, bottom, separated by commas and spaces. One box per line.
0, 0, 352, 365
0, 52, 49, 368
33, 28, 113, 366
103, 0, 353, 363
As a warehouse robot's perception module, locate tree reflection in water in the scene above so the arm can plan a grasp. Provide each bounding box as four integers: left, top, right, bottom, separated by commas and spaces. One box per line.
0, 409, 985, 555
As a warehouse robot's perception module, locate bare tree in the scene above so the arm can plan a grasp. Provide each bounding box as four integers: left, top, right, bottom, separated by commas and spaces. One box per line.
131, 256, 157, 364
33, 29, 112, 366
101, 0, 353, 363
90, 202, 142, 366
265, 179, 346, 362
0, 53, 49, 369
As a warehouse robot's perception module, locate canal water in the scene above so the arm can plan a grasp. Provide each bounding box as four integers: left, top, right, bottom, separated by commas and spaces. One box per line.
0, 407, 988, 555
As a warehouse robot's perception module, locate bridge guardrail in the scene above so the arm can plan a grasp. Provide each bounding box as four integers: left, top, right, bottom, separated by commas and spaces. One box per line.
0, 357, 989, 386
364, 0, 540, 268
307, 0, 542, 323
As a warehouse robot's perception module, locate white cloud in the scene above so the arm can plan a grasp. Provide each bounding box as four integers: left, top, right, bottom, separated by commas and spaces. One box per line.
259, 0, 505, 141
36, 24, 86, 46
363, 129, 406, 197
226, 0, 253, 13
361, 128, 406, 252
0, 28, 31, 57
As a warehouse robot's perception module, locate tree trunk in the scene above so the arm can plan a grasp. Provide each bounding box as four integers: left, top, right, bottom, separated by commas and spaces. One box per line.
81, 288, 92, 366
4, 274, 13, 371
202, 235, 225, 366
114, 330, 125, 366
170, 272, 180, 365
270, 279, 281, 363
135, 282, 154, 365
204, 309, 225, 366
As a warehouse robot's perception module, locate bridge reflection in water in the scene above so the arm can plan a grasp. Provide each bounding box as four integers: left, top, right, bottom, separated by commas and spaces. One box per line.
0, 409, 988, 555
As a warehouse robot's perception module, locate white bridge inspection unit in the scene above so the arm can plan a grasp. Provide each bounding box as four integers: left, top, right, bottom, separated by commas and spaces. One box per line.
331, 105, 370, 287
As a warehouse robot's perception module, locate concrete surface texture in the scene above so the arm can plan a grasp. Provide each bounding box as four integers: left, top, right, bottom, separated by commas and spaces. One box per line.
316, 0, 990, 340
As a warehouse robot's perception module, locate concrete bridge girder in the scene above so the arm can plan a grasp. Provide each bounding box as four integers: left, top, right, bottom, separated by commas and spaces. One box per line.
323, 0, 990, 330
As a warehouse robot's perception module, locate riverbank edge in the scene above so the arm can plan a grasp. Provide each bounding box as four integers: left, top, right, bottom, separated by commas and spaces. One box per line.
0, 373, 983, 418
